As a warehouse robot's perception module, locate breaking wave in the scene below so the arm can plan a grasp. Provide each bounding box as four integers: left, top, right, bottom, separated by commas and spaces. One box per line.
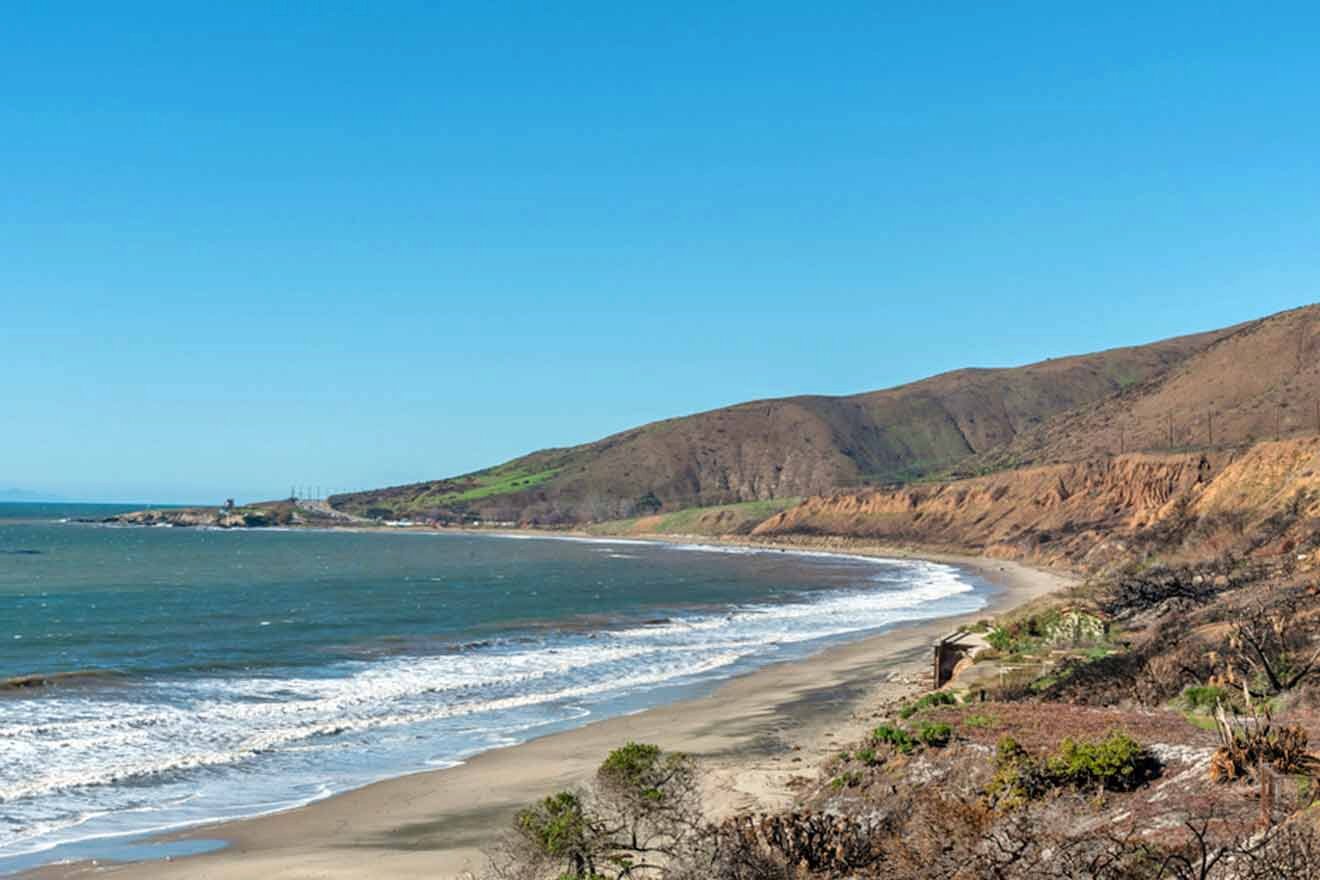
0, 549, 981, 869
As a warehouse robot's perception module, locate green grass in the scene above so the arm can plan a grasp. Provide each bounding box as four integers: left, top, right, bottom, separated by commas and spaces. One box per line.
417, 464, 563, 506
1181, 712, 1220, 732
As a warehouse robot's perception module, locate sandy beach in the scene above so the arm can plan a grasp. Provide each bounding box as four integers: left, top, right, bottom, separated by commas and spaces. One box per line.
24, 546, 1072, 880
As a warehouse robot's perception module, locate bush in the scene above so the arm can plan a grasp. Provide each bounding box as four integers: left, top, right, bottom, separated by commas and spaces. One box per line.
898, 690, 957, 719
1046, 732, 1156, 791
987, 626, 1019, 652
598, 741, 671, 802
1183, 684, 1230, 712
515, 791, 592, 859
918, 722, 953, 748
987, 732, 1160, 806
872, 724, 917, 754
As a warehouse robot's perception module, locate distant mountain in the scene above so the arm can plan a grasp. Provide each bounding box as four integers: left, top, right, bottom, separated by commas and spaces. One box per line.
332, 318, 1245, 525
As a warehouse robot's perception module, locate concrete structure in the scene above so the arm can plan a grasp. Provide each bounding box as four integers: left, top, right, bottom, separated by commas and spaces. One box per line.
933, 629, 990, 688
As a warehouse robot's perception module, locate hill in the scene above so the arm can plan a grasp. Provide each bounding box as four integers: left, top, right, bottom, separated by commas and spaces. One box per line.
330, 322, 1239, 524
969, 303, 1320, 471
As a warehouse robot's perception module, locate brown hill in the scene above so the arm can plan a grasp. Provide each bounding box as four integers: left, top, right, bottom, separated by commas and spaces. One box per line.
332, 323, 1235, 524
971, 303, 1320, 470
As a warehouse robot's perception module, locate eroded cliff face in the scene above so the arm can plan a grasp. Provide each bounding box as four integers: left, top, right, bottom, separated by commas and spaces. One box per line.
752, 437, 1320, 570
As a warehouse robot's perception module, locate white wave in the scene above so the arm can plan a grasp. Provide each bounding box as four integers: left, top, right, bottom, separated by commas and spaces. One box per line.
0, 556, 982, 865
486, 533, 662, 546
662, 541, 912, 567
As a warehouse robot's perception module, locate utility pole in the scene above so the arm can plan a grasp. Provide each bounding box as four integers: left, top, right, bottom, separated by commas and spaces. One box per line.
1168, 412, 1174, 450
1208, 411, 1214, 447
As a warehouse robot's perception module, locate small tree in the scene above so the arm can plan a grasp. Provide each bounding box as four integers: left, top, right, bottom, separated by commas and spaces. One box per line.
508, 792, 602, 879
488, 743, 701, 880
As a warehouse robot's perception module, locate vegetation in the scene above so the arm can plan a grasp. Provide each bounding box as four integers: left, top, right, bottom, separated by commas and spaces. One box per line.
1208, 698, 1315, 783
917, 722, 952, 748
870, 724, 917, 755
1224, 597, 1320, 697
418, 463, 564, 506
961, 712, 996, 729
489, 743, 700, 880
898, 690, 957, 719
987, 732, 1160, 806
1181, 685, 1230, 712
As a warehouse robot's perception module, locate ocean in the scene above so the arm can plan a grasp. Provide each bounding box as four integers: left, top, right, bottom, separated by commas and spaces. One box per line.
0, 502, 987, 873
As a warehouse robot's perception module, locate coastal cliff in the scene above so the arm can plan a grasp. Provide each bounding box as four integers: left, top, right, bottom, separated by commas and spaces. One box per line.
752, 437, 1320, 571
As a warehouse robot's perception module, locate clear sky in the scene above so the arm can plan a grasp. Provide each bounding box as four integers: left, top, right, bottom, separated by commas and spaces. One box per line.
4, 2, 1318, 503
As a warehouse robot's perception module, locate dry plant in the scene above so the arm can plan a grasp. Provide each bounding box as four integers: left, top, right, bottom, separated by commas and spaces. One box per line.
1207, 687, 1315, 784
1224, 598, 1320, 697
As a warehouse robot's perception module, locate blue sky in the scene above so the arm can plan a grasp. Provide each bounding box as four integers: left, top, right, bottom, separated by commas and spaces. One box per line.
4, 2, 1318, 503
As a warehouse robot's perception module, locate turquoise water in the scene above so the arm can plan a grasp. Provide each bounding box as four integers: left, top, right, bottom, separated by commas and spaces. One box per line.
0, 503, 987, 873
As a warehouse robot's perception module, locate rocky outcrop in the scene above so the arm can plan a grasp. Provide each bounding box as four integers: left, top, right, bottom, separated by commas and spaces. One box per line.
104, 503, 302, 529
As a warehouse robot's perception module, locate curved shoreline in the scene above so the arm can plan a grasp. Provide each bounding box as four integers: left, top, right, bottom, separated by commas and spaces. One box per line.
19, 543, 1073, 880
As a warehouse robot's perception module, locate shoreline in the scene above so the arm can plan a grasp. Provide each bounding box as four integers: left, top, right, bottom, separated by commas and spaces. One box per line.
20, 538, 1074, 880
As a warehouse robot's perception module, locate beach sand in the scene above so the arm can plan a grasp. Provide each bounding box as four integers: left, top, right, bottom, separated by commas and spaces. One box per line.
26, 548, 1071, 880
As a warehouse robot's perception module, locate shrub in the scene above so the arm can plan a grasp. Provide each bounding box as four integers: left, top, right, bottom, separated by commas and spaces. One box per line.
856, 746, 880, 766
962, 713, 995, 729
1183, 684, 1230, 712
987, 732, 1160, 806
899, 690, 958, 719
872, 724, 917, 754
515, 791, 592, 859
987, 626, 1019, 652
1046, 732, 1156, 791
918, 722, 953, 748
597, 741, 691, 806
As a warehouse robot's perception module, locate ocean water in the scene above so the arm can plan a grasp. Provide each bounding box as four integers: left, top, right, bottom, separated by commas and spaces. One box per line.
0, 503, 987, 873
